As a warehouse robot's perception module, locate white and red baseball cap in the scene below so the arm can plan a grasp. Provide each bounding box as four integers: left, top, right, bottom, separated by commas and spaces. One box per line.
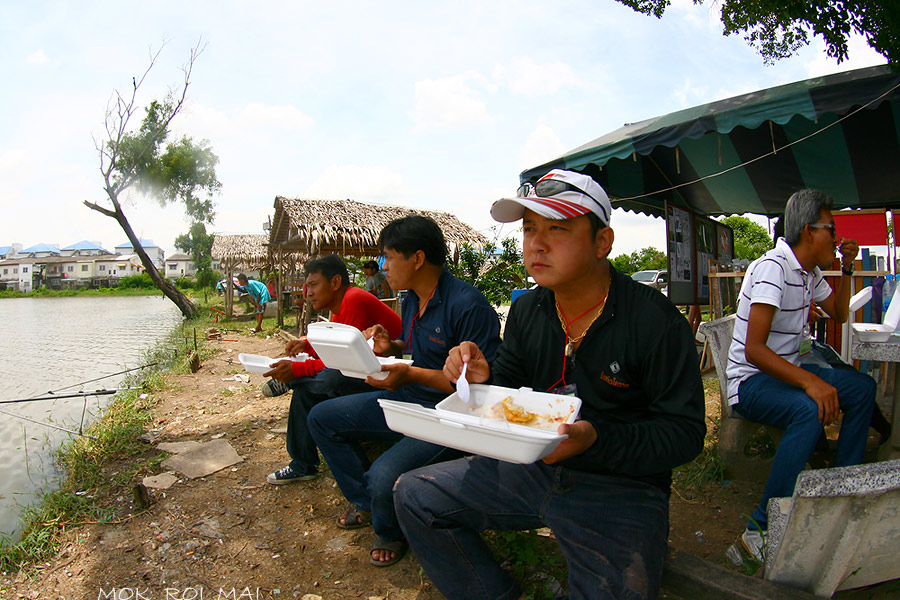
491, 169, 611, 226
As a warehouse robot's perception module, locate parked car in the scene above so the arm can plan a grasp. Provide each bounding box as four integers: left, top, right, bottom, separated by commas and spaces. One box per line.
631, 269, 668, 291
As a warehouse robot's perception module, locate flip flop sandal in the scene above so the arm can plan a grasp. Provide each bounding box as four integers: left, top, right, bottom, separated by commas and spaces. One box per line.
369, 535, 408, 568
336, 504, 371, 530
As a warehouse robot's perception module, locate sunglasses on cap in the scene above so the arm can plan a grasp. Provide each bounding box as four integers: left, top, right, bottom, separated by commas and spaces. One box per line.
517, 178, 610, 224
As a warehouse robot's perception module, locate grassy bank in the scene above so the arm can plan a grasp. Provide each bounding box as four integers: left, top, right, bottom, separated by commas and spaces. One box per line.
0, 305, 222, 573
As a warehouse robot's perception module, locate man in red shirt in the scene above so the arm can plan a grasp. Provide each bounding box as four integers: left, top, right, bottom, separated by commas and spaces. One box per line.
263, 254, 402, 484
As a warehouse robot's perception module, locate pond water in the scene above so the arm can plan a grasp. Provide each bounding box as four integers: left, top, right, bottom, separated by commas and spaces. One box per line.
0, 296, 182, 538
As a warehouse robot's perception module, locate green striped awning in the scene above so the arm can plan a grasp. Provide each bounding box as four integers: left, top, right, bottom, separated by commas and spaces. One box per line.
521, 65, 900, 218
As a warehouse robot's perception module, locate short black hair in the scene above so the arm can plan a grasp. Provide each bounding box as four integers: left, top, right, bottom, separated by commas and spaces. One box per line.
304, 254, 350, 288
363, 260, 379, 270
237, 273, 249, 283
587, 213, 606, 238
378, 215, 447, 266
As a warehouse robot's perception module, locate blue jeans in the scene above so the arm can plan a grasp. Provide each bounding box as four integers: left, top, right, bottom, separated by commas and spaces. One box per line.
735, 363, 875, 529
285, 369, 373, 473
307, 391, 461, 542
395, 457, 670, 600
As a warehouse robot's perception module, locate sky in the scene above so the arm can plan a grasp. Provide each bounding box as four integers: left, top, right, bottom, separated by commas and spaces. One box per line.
0, 0, 886, 259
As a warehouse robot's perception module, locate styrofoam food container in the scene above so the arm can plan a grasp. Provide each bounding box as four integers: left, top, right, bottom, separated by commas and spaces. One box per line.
238, 353, 307, 374
378, 385, 582, 464
852, 283, 900, 343
306, 321, 412, 380
851, 324, 894, 343
849, 287, 872, 312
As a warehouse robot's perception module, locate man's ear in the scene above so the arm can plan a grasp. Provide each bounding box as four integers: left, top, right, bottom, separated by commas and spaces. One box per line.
596, 227, 615, 260
413, 249, 426, 270
330, 274, 343, 290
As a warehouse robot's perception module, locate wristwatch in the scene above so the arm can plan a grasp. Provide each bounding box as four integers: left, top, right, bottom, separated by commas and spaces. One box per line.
842, 265, 854, 276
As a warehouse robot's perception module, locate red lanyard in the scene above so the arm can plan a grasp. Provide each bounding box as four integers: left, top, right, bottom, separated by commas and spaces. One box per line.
546, 296, 607, 391
405, 281, 439, 354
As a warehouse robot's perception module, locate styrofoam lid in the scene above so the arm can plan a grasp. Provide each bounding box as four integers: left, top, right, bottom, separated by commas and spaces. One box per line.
885, 283, 900, 328
849, 287, 872, 312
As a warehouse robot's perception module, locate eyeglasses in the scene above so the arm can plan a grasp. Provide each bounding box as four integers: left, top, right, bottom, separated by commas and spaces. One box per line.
808, 223, 836, 238
517, 179, 609, 224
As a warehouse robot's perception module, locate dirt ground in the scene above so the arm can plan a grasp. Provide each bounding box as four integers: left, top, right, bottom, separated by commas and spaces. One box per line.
0, 329, 896, 599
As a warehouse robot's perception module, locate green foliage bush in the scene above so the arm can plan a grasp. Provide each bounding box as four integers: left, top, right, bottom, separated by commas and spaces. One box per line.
449, 237, 527, 306
117, 273, 157, 289
609, 247, 667, 276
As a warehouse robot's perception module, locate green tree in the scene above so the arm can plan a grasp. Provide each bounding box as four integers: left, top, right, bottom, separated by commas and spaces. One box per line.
175, 222, 217, 288
720, 215, 773, 260
614, 0, 899, 66
84, 42, 221, 318
450, 237, 527, 306
610, 247, 667, 276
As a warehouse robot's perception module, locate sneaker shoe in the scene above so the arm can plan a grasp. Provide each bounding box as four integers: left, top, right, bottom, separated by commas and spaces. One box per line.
267, 465, 316, 485
740, 528, 766, 563
262, 379, 290, 397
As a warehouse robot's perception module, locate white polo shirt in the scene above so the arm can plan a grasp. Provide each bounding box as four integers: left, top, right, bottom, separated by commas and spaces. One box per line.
725, 239, 833, 406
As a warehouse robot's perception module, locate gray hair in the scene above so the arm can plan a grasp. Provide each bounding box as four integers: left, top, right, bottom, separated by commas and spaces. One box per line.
784, 189, 834, 246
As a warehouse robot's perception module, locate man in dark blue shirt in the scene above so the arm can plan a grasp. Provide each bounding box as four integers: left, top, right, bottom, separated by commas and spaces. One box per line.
308, 215, 501, 568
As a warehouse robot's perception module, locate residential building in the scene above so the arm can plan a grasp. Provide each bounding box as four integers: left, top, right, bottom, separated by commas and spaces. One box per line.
61, 240, 111, 257
0, 244, 22, 260
165, 253, 196, 278
93, 254, 144, 287
114, 239, 164, 268
22, 243, 61, 258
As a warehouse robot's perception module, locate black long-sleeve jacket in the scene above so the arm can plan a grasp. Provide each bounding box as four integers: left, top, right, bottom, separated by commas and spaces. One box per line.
492, 267, 706, 491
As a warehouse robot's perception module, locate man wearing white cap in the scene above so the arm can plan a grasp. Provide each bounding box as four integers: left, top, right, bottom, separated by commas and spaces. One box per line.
393, 169, 706, 599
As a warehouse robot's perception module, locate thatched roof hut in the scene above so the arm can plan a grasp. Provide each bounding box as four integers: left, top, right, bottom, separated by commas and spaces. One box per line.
269, 198, 487, 257
211, 234, 269, 270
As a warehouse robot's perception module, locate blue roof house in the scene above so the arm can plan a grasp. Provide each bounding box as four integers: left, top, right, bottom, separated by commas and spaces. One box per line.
23, 243, 61, 258
61, 240, 111, 257
115, 238, 164, 268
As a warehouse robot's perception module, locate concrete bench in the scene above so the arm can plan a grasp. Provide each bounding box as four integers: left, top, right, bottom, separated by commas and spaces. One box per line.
698, 315, 783, 481
765, 459, 900, 596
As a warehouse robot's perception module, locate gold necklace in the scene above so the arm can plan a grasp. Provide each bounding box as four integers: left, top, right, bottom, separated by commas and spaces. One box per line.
556, 292, 608, 357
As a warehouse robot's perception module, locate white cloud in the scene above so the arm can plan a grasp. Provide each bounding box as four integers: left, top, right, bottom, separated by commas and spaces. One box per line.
301, 164, 409, 203
25, 49, 51, 66
517, 121, 566, 171
0, 150, 26, 172
804, 34, 886, 78
413, 72, 494, 132
494, 57, 581, 98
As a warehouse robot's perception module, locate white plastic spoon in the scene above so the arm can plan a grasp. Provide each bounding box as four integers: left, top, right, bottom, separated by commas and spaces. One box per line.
457, 361, 470, 403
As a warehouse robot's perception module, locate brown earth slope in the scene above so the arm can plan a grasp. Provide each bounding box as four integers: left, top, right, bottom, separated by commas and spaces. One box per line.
2, 330, 898, 599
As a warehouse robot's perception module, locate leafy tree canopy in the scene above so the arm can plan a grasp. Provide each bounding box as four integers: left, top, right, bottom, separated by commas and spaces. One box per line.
175, 222, 217, 287
720, 215, 773, 260
85, 42, 221, 318
615, 0, 899, 67
450, 237, 527, 305
610, 246, 667, 276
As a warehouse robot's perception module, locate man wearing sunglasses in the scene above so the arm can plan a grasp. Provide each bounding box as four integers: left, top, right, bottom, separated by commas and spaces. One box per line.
725, 189, 875, 563
393, 169, 706, 599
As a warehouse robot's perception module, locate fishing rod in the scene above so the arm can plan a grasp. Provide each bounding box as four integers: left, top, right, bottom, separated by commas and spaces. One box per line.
0, 408, 99, 441
46, 362, 159, 394
0, 389, 120, 406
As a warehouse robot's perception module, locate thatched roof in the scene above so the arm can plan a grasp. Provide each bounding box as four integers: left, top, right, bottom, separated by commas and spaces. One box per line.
269, 198, 487, 257
211, 234, 269, 269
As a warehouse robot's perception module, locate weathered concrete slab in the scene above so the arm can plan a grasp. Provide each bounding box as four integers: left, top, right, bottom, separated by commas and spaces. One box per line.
142, 473, 178, 489
161, 439, 243, 479
766, 459, 900, 596
157, 441, 203, 454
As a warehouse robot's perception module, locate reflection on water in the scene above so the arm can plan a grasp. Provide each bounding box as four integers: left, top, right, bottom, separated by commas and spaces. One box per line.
0, 296, 182, 537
